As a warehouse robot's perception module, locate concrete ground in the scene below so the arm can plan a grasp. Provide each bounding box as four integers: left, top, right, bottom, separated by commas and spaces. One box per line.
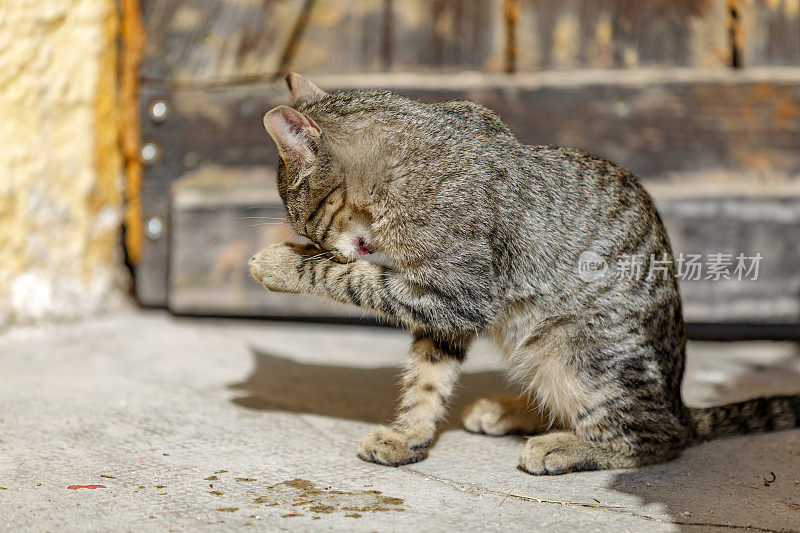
1, 310, 799, 532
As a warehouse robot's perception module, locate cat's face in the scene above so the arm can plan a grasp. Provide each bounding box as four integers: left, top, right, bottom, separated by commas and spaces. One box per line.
263, 75, 377, 263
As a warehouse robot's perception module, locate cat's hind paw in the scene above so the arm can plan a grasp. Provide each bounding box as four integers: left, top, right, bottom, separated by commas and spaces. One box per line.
463, 397, 518, 436
463, 395, 548, 436
357, 427, 428, 467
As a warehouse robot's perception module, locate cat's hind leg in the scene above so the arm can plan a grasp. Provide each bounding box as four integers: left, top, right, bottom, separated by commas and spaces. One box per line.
519, 431, 627, 475
462, 395, 553, 436
518, 430, 683, 475
358, 331, 472, 466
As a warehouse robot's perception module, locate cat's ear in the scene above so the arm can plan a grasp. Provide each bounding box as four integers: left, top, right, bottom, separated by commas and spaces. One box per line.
263, 105, 321, 166
286, 72, 327, 106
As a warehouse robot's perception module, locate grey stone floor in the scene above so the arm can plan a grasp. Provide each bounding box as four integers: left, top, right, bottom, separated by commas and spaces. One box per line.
1, 310, 799, 532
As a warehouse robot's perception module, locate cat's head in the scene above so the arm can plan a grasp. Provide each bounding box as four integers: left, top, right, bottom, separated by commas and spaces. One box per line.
262, 73, 376, 262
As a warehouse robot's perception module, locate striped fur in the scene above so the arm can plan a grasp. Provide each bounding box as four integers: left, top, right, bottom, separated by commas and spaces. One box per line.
250, 74, 800, 474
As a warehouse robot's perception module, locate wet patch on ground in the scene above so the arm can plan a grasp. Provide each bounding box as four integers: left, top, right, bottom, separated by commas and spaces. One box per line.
253, 478, 405, 519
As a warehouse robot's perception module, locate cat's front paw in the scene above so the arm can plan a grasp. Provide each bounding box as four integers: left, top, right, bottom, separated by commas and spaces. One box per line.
357, 427, 428, 467
249, 242, 314, 293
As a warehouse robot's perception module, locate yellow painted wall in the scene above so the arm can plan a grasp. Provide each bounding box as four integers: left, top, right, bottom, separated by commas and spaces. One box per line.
0, 0, 124, 325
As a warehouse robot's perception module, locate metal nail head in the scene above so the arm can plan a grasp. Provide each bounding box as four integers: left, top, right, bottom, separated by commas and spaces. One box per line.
146, 216, 164, 241
149, 99, 169, 123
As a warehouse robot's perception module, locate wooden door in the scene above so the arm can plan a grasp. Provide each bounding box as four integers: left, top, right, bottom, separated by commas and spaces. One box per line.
132, 0, 800, 326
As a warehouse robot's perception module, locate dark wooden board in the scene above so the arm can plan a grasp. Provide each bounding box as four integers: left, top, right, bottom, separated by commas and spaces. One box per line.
741, 0, 800, 66
140, 72, 800, 195
469, 73, 800, 178
137, 71, 800, 308
516, 0, 730, 70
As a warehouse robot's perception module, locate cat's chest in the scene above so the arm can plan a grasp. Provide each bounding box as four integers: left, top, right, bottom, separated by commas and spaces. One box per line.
491, 306, 586, 428
490, 302, 549, 352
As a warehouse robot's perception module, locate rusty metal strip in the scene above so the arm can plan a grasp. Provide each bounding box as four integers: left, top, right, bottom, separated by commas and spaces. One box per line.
504, 0, 518, 73
120, 0, 145, 265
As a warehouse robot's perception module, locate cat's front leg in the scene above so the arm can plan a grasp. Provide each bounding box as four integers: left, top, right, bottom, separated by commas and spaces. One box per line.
251, 245, 476, 464
358, 331, 472, 466
251, 242, 489, 331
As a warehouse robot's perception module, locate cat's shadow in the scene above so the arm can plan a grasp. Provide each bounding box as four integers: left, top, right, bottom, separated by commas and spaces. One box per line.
229, 346, 800, 532
605, 428, 800, 532
606, 349, 800, 532
229, 348, 512, 431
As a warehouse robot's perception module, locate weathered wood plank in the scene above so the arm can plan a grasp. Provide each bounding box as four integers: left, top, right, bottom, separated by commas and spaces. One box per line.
279, 0, 507, 74
141, 71, 800, 191
655, 194, 800, 323
466, 73, 800, 178
141, 0, 507, 81
287, 0, 391, 74
741, 0, 800, 66
167, 171, 800, 322
140, 0, 306, 82
388, 0, 506, 72
136, 70, 800, 307
516, 0, 731, 70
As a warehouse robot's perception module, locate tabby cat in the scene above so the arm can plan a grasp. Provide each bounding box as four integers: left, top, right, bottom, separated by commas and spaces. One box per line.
250, 73, 800, 474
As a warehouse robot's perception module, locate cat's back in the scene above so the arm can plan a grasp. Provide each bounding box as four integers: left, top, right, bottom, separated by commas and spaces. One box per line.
511, 144, 667, 248
493, 144, 678, 313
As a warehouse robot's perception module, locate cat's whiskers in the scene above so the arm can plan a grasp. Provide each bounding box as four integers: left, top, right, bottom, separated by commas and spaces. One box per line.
241, 222, 287, 227
302, 250, 336, 262
242, 205, 283, 210
236, 216, 287, 221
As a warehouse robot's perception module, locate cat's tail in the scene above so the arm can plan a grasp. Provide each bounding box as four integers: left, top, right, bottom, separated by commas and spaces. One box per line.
688, 394, 800, 443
